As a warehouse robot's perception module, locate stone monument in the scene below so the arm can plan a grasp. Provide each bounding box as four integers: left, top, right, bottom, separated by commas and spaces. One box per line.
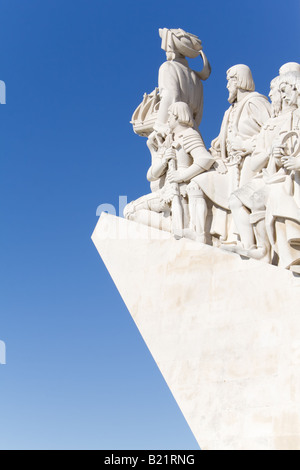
93, 28, 300, 450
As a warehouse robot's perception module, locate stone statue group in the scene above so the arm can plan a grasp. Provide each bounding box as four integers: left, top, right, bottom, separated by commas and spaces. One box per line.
124, 28, 300, 274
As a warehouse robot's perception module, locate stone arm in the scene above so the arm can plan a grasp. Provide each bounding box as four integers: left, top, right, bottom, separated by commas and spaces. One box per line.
146, 131, 169, 182
251, 151, 270, 174
147, 154, 168, 182
209, 106, 232, 159
168, 131, 215, 184
250, 131, 270, 173
175, 147, 215, 183
240, 100, 271, 156
209, 97, 271, 161
282, 156, 300, 171
210, 136, 221, 158
250, 116, 278, 174
209, 127, 228, 174
228, 99, 271, 160
155, 62, 181, 134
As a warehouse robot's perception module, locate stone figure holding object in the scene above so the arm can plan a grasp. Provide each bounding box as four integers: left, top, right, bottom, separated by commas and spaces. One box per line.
264, 72, 300, 272
154, 28, 211, 135
125, 28, 213, 233
224, 69, 300, 268
265, 129, 300, 273
186, 64, 271, 244
124, 27, 300, 274
124, 102, 214, 235
130, 27, 211, 195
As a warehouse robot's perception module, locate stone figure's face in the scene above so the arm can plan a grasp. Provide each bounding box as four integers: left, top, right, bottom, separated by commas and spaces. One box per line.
269, 84, 282, 117
227, 74, 238, 103
167, 111, 178, 131
280, 82, 298, 108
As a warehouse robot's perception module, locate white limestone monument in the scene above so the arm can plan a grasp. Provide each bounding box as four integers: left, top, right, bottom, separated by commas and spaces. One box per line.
92, 28, 300, 450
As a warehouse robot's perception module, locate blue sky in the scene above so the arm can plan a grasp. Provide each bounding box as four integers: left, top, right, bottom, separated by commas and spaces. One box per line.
0, 0, 299, 450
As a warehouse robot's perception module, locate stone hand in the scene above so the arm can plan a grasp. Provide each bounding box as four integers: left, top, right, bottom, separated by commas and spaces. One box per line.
282, 156, 300, 171
147, 131, 165, 152
163, 147, 176, 164
123, 202, 135, 219
147, 132, 158, 152
209, 146, 220, 159
213, 159, 228, 174
272, 145, 285, 158
272, 145, 286, 167
230, 136, 247, 154
167, 169, 183, 184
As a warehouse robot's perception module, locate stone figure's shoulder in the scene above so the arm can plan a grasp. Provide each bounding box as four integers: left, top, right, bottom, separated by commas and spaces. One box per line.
246, 92, 271, 110
242, 93, 271, 125
158, 61, 179, 85
249, 92, 269, 101
182, 128, 204, 152
159, 61, 176, 74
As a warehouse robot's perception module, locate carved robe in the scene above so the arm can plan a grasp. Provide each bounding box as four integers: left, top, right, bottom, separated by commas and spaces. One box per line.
232, 110, 292, 211
264, 111, 300, 270
155, 58, 204, 133
190, 91, 271, 239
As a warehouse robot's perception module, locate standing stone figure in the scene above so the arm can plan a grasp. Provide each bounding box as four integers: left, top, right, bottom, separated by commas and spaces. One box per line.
223, 70, 300, 265
186, 65, 271, 244
264, 73, 300, 272
154, 27, 211, 135
125, 28, 212, 232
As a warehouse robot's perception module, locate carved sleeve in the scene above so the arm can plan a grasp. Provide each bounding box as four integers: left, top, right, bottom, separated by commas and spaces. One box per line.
250, 124, 271, 173
155, 62, 181, 132
176, 130, 214, 182
247, 99, 271, 131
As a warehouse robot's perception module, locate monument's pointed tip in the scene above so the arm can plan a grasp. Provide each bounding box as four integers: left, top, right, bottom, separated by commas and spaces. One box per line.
93, 214, 300, 450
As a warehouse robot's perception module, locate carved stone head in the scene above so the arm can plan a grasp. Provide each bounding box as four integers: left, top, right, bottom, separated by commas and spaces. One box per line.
269, 76, 282, 117
159, 28, 202, 60
278, 72, 300, 108
226, 64, 255, 103
279, 62, 300, 76
167, 102, 194, 131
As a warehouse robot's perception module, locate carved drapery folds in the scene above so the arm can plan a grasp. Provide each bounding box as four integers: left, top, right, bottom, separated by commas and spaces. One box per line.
125, 28, 300, 274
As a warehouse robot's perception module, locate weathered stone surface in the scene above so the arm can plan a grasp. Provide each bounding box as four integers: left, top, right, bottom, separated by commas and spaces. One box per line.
92, 213, 300, 450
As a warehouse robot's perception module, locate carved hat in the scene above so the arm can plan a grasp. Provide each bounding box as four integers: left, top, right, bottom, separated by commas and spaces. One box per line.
279, 62, 300, 76
159, 28, 202, 59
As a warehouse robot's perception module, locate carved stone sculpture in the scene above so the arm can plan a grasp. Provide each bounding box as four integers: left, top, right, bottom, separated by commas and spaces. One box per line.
264, 73, 300, 272
154, 28, 211, 134
93, 30, 300, 452
125, 28, 300, 274
265, 129, 300, 272
223, 70, 300, 268
125, 28, 212, 235
131, 28, 211, 138
124, 102, 214, 237
186, 65, 271, 244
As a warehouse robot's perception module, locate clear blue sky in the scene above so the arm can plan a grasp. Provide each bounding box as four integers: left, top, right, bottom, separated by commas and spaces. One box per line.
0, 0, 299, 450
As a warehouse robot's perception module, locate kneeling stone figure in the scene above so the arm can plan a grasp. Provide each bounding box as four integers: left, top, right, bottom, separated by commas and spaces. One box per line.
124, 102, 214, 236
